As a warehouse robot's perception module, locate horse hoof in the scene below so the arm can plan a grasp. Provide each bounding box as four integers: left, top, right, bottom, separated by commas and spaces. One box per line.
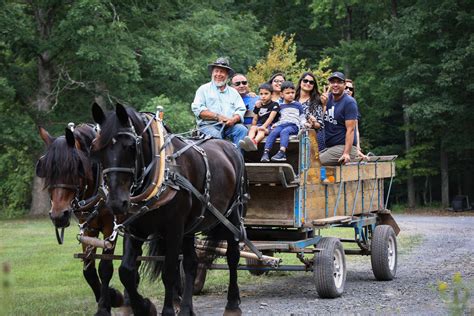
116, 306, 133, 316
144, 298, 158, 316
109, 287, 124, 307
94, 308, 111, 316
223, 307, 242, 316
177, 307, 196, 316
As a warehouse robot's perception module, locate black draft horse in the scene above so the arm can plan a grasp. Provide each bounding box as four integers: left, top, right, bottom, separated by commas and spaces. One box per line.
91, 103, 247, 316
36, 125, 124, 316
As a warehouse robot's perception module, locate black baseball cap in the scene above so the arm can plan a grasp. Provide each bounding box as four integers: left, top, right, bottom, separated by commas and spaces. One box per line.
328, 72, 345, 82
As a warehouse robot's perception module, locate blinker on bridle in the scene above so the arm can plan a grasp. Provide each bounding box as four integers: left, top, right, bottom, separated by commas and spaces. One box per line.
101, 121, 147, 194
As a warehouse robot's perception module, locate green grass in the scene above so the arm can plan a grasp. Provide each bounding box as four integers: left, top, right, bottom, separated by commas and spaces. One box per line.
0, 219, 422, 315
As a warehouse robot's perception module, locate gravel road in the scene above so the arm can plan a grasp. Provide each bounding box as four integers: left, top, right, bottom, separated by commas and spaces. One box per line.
191, 214, 474, 315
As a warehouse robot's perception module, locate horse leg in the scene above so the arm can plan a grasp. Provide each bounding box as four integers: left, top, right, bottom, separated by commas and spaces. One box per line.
178, 235, 197, 316
94, 245, 124, 316
83, 255, 101, 302
224, 238, 242, 316
162, 233, 183, 316
119, 235, 157, 316
80, 233, 103, 304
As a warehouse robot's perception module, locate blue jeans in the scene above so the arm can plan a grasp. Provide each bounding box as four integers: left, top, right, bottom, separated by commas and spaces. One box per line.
264, 123, 299, 151
199, 123, 248, 149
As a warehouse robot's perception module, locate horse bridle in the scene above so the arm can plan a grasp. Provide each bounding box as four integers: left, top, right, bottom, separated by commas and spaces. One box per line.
101, 118, 151, 195
48, 166, 103, 245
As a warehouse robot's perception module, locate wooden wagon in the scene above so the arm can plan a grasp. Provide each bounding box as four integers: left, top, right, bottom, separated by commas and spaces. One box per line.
195, 129, 399, 298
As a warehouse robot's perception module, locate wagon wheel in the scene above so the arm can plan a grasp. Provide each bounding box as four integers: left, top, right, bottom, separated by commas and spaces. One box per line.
371, 225, 397, 281
193, 247, 211, 295
193, 262, 208, 295
313, 237, 346, 298
245, 250, 274, 276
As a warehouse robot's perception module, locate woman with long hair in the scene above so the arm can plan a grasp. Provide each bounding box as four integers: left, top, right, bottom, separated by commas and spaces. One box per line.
295, 71, 325, 151
267, 72, 286, 102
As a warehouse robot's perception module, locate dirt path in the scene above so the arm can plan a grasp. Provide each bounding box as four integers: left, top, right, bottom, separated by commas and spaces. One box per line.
191, 214, 474, 315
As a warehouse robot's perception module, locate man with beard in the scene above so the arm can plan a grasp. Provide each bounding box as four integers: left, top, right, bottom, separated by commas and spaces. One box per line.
191, 57, 247, 149
319, 72, 359, 165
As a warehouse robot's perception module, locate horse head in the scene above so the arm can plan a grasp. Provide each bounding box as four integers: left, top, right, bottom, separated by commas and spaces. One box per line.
37, 126, 93, 228
92, 103, 148, 215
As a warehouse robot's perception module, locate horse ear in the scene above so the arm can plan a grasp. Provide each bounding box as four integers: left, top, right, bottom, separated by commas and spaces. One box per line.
38, 126, 53, 146
65, 128, 75, 148
116, 103, 129, 125
35, 156, 46, 178
92, 103, 106, 125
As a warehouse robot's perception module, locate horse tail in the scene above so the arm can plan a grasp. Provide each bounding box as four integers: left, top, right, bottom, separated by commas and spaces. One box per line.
140, 235, 163, 281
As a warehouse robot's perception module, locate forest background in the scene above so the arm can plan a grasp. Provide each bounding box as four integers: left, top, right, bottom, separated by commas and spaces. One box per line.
0, 0, 472, 218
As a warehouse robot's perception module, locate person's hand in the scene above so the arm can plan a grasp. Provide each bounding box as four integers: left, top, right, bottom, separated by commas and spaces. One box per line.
321, 85, 330, 107
338, 153, 351, 164
248, 92, 257, 98
357, 148, 368, 160
254, 100, 262, 108
257, 126, 267, 133
224, 116, 238, 127
304, 122, 312, 129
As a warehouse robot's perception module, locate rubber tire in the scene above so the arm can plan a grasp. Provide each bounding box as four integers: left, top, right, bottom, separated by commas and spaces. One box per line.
371, 225, 397, 281
246, 250, 274, 276
314, 237, 346, 298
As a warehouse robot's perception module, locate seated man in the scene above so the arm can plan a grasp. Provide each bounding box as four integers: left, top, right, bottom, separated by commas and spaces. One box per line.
320, 72, 358, 165
191, 57, 247, 149
231, 73, 259, 125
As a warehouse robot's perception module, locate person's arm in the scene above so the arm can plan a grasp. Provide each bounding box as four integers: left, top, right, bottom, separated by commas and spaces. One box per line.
261, 111, 278, 130
251, 113, 258, 126
225, 94, 246, 126
355, 121, 367, 159
199, 109, 222, 122
191, 86, 222, 122
339, 119, 356, 164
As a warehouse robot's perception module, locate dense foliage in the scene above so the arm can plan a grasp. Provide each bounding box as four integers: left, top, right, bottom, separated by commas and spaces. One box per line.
0, 0, 471, 217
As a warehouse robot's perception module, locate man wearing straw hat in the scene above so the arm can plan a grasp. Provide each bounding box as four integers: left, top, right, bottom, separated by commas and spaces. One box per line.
191, 57, 247, 149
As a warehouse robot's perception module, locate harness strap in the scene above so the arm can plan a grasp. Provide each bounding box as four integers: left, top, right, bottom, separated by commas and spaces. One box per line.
167, 134, 213, 161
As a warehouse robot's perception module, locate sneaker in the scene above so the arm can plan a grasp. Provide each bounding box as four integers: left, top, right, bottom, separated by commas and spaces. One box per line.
238, 139, 249, 151
260, 152, 270, 162
244, 136, 258, 151
271, 150, 287, 162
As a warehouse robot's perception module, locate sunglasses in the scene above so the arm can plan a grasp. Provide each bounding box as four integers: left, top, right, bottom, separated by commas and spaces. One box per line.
233, 81, 248, 86
272, 79, 284, 84
302, 79, 315, 85
345, 87, 354, 91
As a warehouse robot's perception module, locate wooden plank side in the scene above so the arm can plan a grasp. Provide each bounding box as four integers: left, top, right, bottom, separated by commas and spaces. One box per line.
306, 129, 322, 185
324, 161, 395, 183
305, 179, 384, 222
245, 186, 295, 224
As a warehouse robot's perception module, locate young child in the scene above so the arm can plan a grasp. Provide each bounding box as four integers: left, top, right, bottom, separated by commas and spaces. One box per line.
261, 81, 305, 162
239, 83, 279, 151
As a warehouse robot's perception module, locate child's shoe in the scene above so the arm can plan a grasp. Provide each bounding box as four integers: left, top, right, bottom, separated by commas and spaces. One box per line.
238, 139, 248, 151
271, 150, 287, 161
244, 136, 258, 151
260, 151, 270, 162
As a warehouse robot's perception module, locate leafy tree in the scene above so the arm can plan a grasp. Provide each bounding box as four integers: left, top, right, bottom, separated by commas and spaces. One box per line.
247, 34, 332, 90
0, 0, 264, 216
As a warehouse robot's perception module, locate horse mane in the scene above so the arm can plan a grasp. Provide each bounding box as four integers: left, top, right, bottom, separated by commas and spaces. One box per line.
41, 135, 93, 189
93, 107, 145, 151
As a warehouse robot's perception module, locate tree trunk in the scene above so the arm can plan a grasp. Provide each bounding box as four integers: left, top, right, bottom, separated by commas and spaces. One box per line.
440, 144, 449, 208
404, 110, 416, 208
391, 0, 398, 18
29, 4, 55, 216
30, 176, 50, 216
344, 5, 353, 76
